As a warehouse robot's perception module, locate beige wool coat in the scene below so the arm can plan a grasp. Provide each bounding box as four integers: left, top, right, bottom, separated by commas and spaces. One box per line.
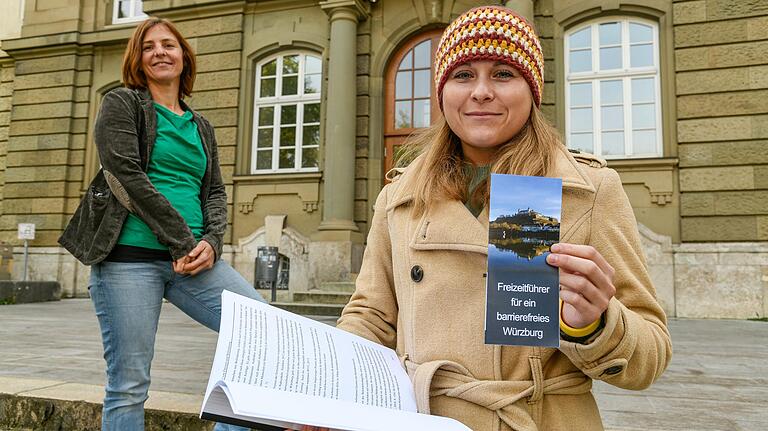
336, 144, 672, 431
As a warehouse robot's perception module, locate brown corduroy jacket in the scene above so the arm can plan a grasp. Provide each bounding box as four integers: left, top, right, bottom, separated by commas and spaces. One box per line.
337, 144, 672, 431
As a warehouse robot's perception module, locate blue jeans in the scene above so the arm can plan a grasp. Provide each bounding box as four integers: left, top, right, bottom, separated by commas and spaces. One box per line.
89, 259, 265, 431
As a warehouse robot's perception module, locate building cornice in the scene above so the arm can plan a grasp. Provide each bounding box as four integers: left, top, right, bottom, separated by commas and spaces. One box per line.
319, 0, 370, 20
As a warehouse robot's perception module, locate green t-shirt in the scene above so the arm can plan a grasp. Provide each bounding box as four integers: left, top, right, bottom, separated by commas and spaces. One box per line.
464, 163, 491, 218
116, 103, 207, 250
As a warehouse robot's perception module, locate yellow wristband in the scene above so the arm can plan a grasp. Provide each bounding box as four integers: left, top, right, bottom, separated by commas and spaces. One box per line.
559, 299, 601, 338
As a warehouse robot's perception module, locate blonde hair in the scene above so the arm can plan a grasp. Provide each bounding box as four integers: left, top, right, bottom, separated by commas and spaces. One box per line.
397, 103, 562, 217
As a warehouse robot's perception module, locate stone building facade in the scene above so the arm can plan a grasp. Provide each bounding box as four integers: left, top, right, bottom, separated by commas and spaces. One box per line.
0, 0, 765, 318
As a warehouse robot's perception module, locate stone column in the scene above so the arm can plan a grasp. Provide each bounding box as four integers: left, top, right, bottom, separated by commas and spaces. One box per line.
311, 0, 369, 284
317, 0, 368, 238
505, 0, 534, 23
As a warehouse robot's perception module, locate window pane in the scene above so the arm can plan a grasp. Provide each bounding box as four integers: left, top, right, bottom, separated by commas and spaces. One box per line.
261, 60, 277, 77
256, 150, 272, 170
632, 78, 655, 103
133, 0, 144, 16
632, 104, 655, 129
600, 47, 622, 70
600, 80, 623, 105
602, 131, 624, 156
283, 55, 299, 74
282, 76, 298, 95
399, 50, 413, 70
303, 125, 320, 146
633, 130, 657, 154
413, 99, 430, 128
304, 74, 321, 94
281, 105, 296, 124
305, 55, 322, 74
601, 106, 624, 130
396, 71, 412, 99
569, 50, 592, 73
258, 107, 274, 126
279, 149, 295, 169
570, 108, 593, 132
257, 129, 273, 148
260, 78, 275, 97
630, 44, 654, 68
414, 40, 431, 69
304, 103, 320, 123
395, 101, 412, 129
117, 0, 130, 18
280, 126, 296, 147
302, 147, 318, 168
570, 133, 593, 153
599, 22, 621, 46
413, 70, 430, 98
630, 23, 653, 44
570, 82, 592, 106
569, 27, 591, 49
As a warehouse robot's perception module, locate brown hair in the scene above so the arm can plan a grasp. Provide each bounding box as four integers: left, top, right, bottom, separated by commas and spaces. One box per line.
121, 17, 196, 99
397, 103, 561, 217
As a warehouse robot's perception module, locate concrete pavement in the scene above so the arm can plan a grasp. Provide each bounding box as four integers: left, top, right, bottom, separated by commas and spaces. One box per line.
0, 299, 766, 430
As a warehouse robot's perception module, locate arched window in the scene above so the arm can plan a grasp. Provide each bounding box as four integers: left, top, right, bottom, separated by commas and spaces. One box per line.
383, 29, 443, 175
565, 18, 661, 158
251, 52, 322, 173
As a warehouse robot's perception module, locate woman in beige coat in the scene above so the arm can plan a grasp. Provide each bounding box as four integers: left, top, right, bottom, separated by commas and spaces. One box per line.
334, 6, 672, 431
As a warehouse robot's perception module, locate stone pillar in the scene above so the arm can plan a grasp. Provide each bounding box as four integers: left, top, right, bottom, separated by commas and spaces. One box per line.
505, 0, 534, 23
312, 0, 369, 284
318, 0, 368, 237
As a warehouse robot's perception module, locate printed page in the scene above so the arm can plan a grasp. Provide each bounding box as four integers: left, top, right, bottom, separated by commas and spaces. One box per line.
203, 290, 416, 414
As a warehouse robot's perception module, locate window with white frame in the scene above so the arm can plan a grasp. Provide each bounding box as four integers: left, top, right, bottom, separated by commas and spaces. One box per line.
565, 18, 662, 158
112, 0, 147, 24
252, 53, 322, 173
113, 0, 147, 24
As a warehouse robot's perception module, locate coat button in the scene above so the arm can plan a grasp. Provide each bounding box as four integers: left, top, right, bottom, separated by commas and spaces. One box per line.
602, 365, 623, 376
410, 265, 423, 282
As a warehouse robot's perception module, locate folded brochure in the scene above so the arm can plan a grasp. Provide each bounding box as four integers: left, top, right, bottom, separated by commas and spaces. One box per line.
485, 173, 562, 348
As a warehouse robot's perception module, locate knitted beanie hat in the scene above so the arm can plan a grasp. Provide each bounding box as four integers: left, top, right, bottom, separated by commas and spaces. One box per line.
434, 6, 544, 109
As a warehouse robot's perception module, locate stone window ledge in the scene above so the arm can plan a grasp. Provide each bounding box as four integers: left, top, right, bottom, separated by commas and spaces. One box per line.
607, 157, 678, 171
233, 172, 322, 185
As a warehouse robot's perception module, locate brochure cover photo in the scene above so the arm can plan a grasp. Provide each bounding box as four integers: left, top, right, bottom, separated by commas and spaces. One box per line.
485, 174, 562, 348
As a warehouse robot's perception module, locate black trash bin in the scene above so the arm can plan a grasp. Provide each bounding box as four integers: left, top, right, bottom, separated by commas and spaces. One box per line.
255, 246, 289, 302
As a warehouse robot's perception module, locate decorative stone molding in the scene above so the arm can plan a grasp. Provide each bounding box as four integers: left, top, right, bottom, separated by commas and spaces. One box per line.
234, 173, 321, 214
231, 226, 313, 291
319, 0, 371, 20
650, 192, 673, 206
610, 158, 678, 207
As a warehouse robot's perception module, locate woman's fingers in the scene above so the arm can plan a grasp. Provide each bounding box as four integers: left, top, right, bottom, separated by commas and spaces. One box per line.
550, 243, 615, 280
546, 249, 615, 299
559, 272, 610, 311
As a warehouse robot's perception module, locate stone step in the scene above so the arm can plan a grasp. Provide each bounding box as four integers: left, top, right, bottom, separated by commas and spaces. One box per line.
292, 291, 352, 305
271, 301, 344, 317
0, 394, 214, 431
316, 281, 356, 293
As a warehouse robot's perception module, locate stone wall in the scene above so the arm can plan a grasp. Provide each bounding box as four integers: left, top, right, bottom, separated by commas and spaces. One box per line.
0, 59, 13, 217
0, 48, 93, 246
675, 0, 768, 241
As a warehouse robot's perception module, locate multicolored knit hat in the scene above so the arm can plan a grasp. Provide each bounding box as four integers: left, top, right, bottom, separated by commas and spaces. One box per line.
434, 6, 544, 109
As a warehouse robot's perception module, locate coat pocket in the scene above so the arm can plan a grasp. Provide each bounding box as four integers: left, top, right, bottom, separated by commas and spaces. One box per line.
87, 184, 112, 231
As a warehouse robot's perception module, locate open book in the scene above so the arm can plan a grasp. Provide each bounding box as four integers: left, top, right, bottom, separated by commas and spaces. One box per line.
201, 290, 470, 431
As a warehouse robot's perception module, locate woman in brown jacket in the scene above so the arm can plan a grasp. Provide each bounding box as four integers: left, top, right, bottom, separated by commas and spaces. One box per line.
333, 5, 672, 431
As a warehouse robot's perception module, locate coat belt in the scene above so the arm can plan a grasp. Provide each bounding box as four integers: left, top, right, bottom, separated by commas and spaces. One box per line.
407, 359, 592, 431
